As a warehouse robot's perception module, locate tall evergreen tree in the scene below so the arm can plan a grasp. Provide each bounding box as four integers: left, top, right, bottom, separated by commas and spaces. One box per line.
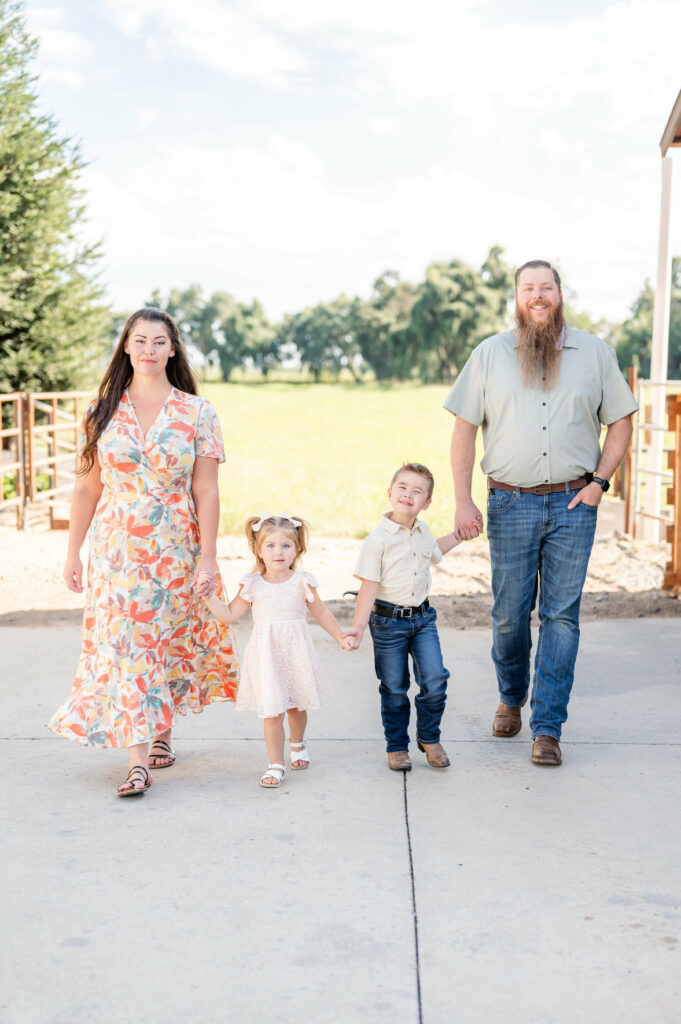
0, 0, 109, 395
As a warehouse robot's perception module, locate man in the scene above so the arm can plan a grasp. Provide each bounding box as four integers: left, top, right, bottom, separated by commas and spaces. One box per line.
444, 260, 637, 766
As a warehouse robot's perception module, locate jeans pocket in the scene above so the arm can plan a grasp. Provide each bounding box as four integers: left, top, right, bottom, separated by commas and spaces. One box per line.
370, 613, 391, 630
487, 490, 515, 513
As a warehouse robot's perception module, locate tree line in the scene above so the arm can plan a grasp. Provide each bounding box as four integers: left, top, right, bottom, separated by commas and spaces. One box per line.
1, 0, 680, 402
143, 246, 514, 386
144, 253, 681, 386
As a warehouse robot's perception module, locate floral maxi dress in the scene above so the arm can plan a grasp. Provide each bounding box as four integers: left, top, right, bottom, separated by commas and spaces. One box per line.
48, 388, 239, 748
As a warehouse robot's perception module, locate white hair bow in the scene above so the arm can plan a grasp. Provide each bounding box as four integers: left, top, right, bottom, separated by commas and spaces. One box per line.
252, 513, 302, 532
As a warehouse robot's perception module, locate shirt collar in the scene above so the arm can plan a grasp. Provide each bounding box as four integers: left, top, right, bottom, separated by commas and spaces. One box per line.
380, 513, 424, 534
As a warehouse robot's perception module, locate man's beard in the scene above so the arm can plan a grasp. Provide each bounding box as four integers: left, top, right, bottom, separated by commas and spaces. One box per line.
514, 299, 566, 390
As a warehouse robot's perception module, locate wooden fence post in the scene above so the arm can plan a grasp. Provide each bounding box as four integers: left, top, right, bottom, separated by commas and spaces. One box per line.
663, 394, 681, 591
624, 366, 638, 535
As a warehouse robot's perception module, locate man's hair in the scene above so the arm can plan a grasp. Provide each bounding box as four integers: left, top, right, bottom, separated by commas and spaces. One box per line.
514, 260, 562, 292
390, 462, 435, 499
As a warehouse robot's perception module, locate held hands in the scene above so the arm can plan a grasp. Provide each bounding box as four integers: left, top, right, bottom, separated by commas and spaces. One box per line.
454, 499, 484, 541
342, 625, 364, 650
193, 556, 218, 597
195, 569, 217, 600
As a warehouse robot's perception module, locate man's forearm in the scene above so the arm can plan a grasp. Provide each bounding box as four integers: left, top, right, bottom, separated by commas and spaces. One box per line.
450, 418, 478, 502
596, 416, 634, 480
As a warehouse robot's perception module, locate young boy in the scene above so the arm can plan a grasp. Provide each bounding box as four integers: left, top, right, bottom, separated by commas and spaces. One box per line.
347, 462, 460, 771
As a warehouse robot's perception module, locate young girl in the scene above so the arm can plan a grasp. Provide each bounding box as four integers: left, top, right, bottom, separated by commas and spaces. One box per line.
199, 514, 354, 788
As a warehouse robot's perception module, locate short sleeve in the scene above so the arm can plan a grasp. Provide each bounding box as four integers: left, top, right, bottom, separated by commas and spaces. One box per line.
196, 400, 225, 462
598, 344, 639, 425
443, 348, 485, 426
238, 574, 257, 604
429, 542, 443, 565
354, 533, 383, 582
301, 572, 319, 602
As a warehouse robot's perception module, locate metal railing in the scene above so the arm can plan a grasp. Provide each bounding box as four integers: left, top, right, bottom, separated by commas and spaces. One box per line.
663, 393, 681, 590
0, 393, 27, 528
0, 391, 93, 529
625, 368, 680, 539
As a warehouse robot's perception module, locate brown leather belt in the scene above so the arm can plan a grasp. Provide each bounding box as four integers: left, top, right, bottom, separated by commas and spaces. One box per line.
488, 475, 591, 495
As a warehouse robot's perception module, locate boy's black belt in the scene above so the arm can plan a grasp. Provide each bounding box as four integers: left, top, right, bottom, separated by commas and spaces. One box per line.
373, 598, 430, 619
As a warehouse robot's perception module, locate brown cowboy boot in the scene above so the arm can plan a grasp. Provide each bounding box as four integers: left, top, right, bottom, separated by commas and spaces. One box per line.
531, 735, 562, 766
492, 695, 528, 737
416, 739, 450, 768
387, 750, 412, 771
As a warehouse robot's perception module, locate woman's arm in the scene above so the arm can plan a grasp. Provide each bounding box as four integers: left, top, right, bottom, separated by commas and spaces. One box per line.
306, 588, 355, 649
191, 454, 221, 596
63, 461, 103, 593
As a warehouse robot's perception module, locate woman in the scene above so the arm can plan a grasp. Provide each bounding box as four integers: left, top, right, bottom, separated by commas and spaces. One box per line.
48, 307, 238, 795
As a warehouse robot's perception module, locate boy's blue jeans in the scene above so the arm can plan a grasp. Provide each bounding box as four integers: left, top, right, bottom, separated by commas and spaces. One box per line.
369, 605, 450, 751
486, 487, 598, 741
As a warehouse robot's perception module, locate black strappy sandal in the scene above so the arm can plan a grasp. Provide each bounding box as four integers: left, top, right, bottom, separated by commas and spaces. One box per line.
118, 765, 152, 797
148, 739, 176, 769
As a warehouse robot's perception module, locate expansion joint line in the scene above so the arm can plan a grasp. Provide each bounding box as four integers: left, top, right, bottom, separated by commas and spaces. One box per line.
403, 772, 424, 1024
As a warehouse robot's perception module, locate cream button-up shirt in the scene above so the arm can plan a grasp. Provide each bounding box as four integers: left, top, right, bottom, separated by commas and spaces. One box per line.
443, 327, 638, 487
354, 514, 442, 606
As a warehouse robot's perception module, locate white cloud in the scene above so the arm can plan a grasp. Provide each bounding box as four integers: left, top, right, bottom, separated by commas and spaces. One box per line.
100, 0, 305, 85
98, 0, 681, 141
70, 0, 681, 323
78, 128, 665, 322
132, 107, 160, 133
368, 117, 400, 138
25, 6, 94, 87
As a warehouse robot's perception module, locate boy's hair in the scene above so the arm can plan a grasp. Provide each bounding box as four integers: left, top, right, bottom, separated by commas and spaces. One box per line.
244, 514, 309, 575
390, 462, 435, 499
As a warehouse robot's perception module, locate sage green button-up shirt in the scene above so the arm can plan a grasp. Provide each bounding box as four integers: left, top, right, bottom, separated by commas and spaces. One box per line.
443, 327, 638, 487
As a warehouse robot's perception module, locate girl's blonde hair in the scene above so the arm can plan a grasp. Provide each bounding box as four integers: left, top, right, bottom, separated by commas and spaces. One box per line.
244, 515, 309, 575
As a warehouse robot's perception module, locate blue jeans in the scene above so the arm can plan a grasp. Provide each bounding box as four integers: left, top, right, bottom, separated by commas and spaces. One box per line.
369, 605, 450, 751
486, 488, 598, 740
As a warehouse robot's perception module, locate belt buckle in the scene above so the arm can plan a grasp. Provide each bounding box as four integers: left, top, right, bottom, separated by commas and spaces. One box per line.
400, 606, 412, 618
532, 483, 551, 495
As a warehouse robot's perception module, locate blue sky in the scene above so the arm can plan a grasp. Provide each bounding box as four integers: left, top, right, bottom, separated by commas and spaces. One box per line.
24, 0, 681, 324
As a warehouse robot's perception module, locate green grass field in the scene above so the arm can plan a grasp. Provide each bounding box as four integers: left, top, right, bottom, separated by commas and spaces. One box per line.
203, 381, 487, 537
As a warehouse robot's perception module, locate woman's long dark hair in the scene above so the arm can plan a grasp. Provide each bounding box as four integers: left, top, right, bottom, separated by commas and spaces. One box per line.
79, 307, 198, 474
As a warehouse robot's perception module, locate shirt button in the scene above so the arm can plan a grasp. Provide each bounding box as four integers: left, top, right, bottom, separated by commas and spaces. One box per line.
542, 426, 547, 430
542, 402, 546, 406
543, 452, 547, 456
545, 479, 548, 483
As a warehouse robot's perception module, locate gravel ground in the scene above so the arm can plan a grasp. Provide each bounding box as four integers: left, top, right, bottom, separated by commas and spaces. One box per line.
1, 523, 678, 629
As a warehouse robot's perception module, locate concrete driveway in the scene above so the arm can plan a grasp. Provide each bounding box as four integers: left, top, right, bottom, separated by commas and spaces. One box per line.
1, 617, 679, 1023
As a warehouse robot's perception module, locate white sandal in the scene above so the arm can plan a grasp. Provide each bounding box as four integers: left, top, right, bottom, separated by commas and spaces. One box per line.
260, 763, 286, 788
290, 741, 310, 770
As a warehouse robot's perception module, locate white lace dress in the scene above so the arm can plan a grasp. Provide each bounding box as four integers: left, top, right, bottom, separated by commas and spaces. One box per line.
235, 571, 326, 718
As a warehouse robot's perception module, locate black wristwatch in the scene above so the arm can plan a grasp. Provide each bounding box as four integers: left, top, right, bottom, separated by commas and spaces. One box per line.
592, 476, 610, 492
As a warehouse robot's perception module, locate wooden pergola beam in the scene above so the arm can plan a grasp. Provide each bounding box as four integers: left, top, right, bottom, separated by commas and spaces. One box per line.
660, 89, 681, 155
